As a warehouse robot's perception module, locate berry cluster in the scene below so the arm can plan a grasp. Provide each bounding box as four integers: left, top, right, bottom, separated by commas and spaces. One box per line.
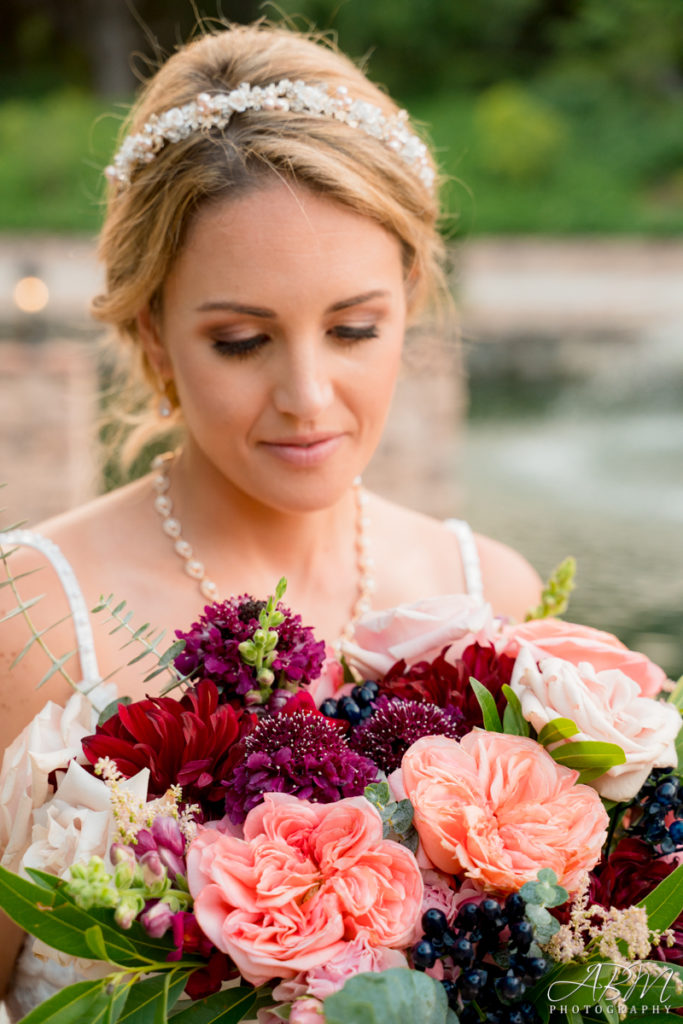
320, 681, 379, 725
412, 897, 548, 1023
632, 770, 683, 855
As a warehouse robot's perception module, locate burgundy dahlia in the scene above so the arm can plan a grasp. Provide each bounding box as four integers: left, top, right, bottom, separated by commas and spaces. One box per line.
379, 642, 515, 735
349, 696, 462, 773
174, 595, 326, 703
82, 679, 253, 813
224, 710, 378, 823
590, 837, 683, 964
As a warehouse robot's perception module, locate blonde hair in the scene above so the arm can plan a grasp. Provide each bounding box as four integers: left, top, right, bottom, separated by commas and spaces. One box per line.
93, 21, 447, 473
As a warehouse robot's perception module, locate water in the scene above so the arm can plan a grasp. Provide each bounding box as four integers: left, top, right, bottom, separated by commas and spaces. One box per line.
459, 325, 683, 679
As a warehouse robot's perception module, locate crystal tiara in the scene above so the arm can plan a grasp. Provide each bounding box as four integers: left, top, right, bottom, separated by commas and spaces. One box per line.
105, 78, 435, 191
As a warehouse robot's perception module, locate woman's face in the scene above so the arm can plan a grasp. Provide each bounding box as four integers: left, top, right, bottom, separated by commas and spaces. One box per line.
148, 181, 407, 512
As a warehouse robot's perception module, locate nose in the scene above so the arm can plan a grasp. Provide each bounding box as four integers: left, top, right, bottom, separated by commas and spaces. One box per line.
271, 336, 334, 421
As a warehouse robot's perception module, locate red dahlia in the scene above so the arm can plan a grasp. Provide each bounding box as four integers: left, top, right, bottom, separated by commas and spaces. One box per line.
378, 642, 515, 735
81, 679, 253, 813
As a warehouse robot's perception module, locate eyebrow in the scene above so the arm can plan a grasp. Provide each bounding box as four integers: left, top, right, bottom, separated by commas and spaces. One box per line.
194, 290, 390, 317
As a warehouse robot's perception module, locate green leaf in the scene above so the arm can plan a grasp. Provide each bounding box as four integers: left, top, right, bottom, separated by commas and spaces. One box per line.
637, 861, 683, 932
120, 973, 189, 1023
96, 977, 133, 1024
469, 676, 502, 732
668, 676, 683, 710
525, 555, 576, 621
169, 985, 257, 1023
15, 980, 110, 1024
364, 781, 391, 808
577, 766, 614, 784
324, 968, 455, 1024
85, 924, 111, 962
98, 695, 133, 726
501, 684, 530, 736
0, 593, 45, 623
550, 740, 626, 772
538, 717, 579, 746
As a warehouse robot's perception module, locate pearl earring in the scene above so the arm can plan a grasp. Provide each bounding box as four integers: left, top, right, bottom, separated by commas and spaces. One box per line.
158, 393, 172, 418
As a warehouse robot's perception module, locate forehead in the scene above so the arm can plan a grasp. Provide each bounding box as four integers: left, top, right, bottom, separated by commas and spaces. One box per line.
165, 181, 405, 306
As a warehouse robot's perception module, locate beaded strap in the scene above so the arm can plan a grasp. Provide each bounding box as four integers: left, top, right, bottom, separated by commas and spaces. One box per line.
0, 529, 109, 710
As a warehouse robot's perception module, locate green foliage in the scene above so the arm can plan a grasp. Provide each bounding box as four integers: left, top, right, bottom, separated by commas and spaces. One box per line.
637, 861, 683, 933
501, 684, 530, 737
469, 675, 503, 731
525, 556, 577, 621
323, 967, 458, 1024
549, 739, 626, 784
364, 782, 419, 853
473, 82, 568, 182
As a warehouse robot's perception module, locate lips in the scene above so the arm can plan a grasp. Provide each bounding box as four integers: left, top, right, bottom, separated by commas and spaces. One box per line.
259, 433, 346, 466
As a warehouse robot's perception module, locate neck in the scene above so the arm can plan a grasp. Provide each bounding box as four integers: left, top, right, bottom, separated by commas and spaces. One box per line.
168, 443, 362, 611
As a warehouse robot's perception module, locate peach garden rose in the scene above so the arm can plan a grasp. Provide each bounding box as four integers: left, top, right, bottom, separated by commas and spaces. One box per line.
186, 792, 423, 985
401, 732, 608, 894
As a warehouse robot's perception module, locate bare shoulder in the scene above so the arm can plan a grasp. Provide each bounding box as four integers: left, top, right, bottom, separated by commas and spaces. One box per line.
475, 533, 543, 621
365, 491, 542, 620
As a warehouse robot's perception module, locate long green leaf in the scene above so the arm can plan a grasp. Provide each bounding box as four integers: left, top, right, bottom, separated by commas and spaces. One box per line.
550, 740, 626, 771
14, 980, 110, 1024
502, 684, 530, 736
538, 717, 579, 746
169, 986, 257, 1024
469, 676, 502, 732
0, 594, 45, 623
637, 861, 683, 932
120, 973, 190, 1024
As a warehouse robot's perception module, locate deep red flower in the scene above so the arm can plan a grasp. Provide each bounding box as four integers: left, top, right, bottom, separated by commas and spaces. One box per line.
590, 837, 683, 964
378, 642, 515, 735
81, 679, 254, 812
168, 910, 235, 999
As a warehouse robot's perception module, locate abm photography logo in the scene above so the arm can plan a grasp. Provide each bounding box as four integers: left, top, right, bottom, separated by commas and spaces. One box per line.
547, 961, 680, 1016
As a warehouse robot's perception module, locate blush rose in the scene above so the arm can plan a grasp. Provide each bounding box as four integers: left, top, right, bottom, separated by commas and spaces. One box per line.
341, 595, 494, 679
402, 732, 608, 894
510, 647, 680, 802
502, 618, 667, 698
186, 792, 423, 985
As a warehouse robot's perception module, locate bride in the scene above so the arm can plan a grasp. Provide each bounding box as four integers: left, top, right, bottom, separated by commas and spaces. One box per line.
0, 20, 540, 1014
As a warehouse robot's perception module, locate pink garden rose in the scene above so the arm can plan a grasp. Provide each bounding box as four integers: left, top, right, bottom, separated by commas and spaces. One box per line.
306, 646, 345, 707
402, 732, 608, 894
511, 647, 680, 802
502, 618, 667, 698
186, 792, 422, 985
342, 595, 494, 679
273, 934, 408, 1002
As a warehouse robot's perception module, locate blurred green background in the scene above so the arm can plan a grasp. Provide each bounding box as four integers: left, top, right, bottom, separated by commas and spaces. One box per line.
1, 0, 682, 235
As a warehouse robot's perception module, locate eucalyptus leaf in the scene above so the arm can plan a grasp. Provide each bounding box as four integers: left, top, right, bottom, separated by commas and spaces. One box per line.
469, 676, 502, 732
98, 695, 133, 726
323, 967, 456, 1024
384, 799, 414, 834
169, 984, 257, 1023
524, 903, 560, 944
364, 782, 391, 808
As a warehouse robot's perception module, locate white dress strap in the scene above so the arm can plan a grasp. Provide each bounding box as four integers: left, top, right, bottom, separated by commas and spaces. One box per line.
0, 529, 109, 711
443, 518, 484, 602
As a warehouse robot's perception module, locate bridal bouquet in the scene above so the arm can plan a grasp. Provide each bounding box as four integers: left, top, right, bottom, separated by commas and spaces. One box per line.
1, 566, 683, 1024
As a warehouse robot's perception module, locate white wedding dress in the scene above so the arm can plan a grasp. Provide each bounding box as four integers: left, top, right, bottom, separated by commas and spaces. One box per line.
0, 521, 483, 1021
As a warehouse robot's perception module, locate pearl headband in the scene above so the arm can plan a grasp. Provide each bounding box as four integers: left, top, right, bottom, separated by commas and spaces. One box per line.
105, 78, 435, 191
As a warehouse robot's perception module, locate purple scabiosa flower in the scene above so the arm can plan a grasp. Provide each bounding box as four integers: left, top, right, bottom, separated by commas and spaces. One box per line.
224, 710, 378, 823
174, 596, 326, 705
349, 696, 463, 774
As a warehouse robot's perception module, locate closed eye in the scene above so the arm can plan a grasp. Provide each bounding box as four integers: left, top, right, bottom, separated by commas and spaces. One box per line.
212, 335, 270, 358
331, 324, 379, 342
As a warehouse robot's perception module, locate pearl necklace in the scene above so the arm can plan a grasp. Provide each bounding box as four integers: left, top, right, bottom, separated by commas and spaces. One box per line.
150, 451, 374, 647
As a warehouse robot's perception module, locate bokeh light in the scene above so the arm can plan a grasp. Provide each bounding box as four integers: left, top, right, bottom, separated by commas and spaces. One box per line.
13, 275, 49, 313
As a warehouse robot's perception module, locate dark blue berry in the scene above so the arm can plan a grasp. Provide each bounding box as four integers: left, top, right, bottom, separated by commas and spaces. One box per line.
422, 907, 449, 938
459, 967, 487, 1000
412, 939, 437, 969
351, 684, 370, 707
441, 979, 457, 1000
510, 920, 534, 952
359, 704, 374, 719
508, 1012, 527, 1024
479, 898, 502, 920
451, 936, 474, 966
319, 698, 338, 717
456, 902, 480, 931
660, 834, 677, 855
362, 680, 379, 697
643, 800, 666, 819
337, 696, 363, 725
496, 973, 526, 1002
519, 1001, 540, 1023
441, 928, 457, 953
525, 957, 548, 980
505, 893, 526, 922
644, 822, 667, 844
655, 780, 678, 805
670, 820, 683, 845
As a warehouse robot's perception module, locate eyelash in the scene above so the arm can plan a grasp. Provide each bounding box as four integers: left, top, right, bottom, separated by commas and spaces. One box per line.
211, 324, 379, 358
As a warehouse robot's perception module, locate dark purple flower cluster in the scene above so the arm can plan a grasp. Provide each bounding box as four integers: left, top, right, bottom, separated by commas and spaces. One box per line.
224, 710, 378, 823
174, 595, 326, 702
349, 696, 463, 773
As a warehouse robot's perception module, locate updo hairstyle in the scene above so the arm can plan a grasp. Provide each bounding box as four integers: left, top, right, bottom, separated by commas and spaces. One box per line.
92, 21, 446, 471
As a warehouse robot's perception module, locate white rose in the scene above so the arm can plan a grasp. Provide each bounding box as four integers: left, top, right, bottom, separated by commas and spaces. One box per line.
342, 594, 495, 678
511, 646, 681, 802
